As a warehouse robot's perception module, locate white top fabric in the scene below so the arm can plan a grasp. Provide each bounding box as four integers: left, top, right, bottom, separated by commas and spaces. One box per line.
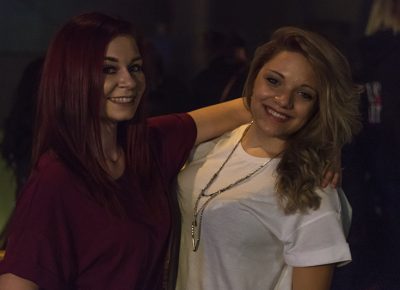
176, 124, 352, 290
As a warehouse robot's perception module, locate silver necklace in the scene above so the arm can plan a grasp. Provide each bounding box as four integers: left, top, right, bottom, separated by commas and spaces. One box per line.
191, 123, 280, 251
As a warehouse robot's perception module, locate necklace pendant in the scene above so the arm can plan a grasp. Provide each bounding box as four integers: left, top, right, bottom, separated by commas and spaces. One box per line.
191, 221, 199, 251
192, 238, 199, 252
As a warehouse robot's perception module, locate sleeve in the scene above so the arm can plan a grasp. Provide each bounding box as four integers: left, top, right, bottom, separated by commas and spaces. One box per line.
0, 163, 75, 289
282, 189, 352, 267
148, 113, 197, 182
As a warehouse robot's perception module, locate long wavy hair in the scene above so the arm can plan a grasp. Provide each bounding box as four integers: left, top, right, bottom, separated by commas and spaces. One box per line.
32, 12, 153, 214
243, 27, 362, 214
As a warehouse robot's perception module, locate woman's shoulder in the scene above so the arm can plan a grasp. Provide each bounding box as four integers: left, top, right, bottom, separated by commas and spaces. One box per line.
34, 152, 75, 184
315, 186, 343, 213
21, 152, 82, 204
279, 187, 342, 228
147, 113, 197, 151
147, 113, 195, 135
11, 153, 84, 228
317, 187, 351, 236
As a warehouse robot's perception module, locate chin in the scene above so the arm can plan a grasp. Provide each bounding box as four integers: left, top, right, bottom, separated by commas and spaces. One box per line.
113, 106, 139, 118
108, 112, 137, 123
119, 114, 137, 122
255, 121, 286, 138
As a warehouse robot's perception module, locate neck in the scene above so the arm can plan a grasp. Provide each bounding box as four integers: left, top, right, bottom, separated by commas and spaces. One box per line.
241, 123, 286, 158
101, 121, 119, 159
100, 121, 125, 179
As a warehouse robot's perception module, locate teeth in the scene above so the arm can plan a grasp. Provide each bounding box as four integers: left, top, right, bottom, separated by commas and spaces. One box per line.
267, 107, 288, 120
108, 97, 134, 104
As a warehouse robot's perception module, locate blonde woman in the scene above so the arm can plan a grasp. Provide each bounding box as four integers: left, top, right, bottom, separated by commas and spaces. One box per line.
176, 27, 360, 290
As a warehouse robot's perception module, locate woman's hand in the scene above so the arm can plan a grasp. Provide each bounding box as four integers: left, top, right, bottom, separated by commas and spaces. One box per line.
321, 151, 342, 188
321, 170, 341, 188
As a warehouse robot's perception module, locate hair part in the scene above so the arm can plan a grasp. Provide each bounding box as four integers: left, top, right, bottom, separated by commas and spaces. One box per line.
243, 26, 362, 214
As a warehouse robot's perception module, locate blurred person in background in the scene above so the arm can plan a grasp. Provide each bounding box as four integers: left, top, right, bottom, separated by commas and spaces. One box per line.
0, 57, 43, 247
190, 31, 249, 110
348, 0, 400, 288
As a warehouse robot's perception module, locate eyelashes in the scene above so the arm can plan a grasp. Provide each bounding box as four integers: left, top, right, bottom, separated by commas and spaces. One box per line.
265, 77, 279, 86
264, 76, 316, 101
102, 63, 143, 75
103, 65, 117, 74
297, 91, 314, 100
128, 64, 143, 73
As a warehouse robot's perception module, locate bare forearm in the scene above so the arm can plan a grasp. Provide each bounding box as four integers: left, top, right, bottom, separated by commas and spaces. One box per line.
188, 98, 251, 145
0, 273, 39, 290
292, 264, 334, 290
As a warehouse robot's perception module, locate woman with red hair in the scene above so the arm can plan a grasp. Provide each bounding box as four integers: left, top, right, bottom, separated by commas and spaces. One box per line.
0, 12, 250, 289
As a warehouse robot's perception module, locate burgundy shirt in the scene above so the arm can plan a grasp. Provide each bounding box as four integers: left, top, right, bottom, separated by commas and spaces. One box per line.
0, 113, 196, 290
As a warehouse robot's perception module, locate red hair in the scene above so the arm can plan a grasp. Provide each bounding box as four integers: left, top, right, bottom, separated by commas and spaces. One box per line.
33, 12, 154, 214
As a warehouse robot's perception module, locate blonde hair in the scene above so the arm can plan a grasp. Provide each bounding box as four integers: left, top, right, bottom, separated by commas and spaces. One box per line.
365, 0, 400, 35
243, 27, 362, 214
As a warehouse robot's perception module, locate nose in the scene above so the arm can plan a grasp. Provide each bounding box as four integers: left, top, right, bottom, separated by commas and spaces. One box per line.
273, 92, 293, 109
118, 69, 137, 89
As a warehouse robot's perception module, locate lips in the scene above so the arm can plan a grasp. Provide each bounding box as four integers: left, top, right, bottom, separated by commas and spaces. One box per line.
265, 105, 289, 121
108, 96, 135, 104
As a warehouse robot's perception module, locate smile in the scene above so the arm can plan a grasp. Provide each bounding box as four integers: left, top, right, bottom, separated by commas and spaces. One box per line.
266, 106, 289, 121
108, 96, 135, 104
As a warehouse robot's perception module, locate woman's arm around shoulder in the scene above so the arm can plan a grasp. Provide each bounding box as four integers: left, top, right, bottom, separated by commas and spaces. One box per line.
292, 264, 334, 290
0, 273, 39, 290
188, 98, 251, 145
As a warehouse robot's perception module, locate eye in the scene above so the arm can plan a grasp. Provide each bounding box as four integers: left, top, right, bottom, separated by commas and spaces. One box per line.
297, 90, 315, 101
128, 64, 143, 74
103, 65, 117, 75
265, 77, 279, 86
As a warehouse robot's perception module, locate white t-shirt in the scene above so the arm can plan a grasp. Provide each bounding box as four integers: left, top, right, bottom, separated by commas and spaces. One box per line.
176, 124, 351, 290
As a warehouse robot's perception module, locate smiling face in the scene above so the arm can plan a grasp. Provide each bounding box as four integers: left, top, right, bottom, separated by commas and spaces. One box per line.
249, 50, 319, 143
101, 35, 145, 124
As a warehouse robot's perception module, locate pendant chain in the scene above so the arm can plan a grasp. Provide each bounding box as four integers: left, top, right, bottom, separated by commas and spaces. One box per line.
191, 123, 280, 251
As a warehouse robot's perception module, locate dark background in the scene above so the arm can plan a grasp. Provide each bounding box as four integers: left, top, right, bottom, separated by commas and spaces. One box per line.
0, 0, 372, 123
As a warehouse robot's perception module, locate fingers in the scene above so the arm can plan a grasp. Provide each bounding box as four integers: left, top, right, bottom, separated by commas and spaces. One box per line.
321, 151, 343, 188
330, 172, 341, 188
321, 170, 342, 188
321, 170, 334, 188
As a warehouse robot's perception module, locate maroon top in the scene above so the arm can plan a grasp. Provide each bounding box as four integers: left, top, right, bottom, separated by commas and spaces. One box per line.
0, 113, 196, 290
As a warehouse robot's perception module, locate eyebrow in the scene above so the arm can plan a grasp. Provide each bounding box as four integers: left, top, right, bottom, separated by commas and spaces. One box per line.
104, 56, 142, 63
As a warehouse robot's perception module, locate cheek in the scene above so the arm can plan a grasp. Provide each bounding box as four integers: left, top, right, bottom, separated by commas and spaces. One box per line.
252, 85, 275, 103
99, 98, 107, 117
103, 78, 114, 97
249, 97, 257, 114
251, 84, 263, 99
300, 103, 318, 122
